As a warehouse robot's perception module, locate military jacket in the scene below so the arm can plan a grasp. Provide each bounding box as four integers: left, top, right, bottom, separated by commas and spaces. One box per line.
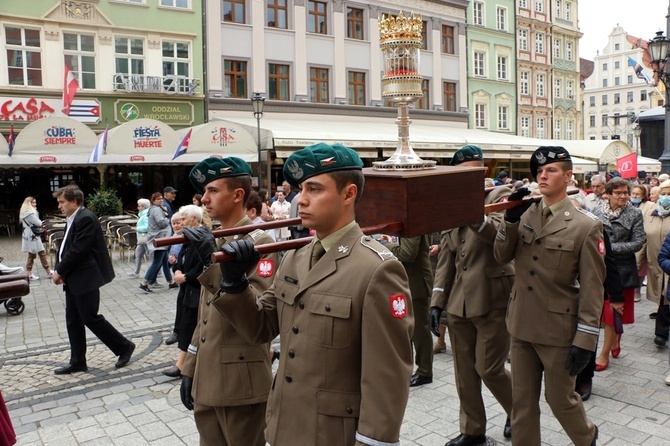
494, 200, 605, 351
212, 225, 414, 446
181, 216, 278, 407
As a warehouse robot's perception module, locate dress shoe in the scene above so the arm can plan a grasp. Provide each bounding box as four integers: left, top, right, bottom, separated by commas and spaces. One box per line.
433, 341, 447, 354
115, 342, 135, 368
54, 363, 88, 375
650, 312, 658, 319
409, 373, 433, 387
595, 361, 608, 372
503, 416, 512, 439
165, 332, 178, 345
591, 425, 598, 446
445, 433, 487, 446
577, 379, 593, 401
161, 366, 181, 378
665, 374, 670, 386
654, 335, 667, 347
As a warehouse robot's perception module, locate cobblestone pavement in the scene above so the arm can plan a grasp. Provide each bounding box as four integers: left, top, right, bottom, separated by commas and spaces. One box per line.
2, 234, 670, 445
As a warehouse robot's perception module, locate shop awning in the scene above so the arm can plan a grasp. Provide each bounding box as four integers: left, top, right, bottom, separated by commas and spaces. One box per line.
571, 156, 598, 173
550, 139, 633, 164
637, 155, 662, 173
0, 117, 98, 166
102, 118, 180, 164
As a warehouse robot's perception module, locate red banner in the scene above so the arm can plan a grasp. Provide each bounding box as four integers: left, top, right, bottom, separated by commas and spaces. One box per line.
616, 152, 638, 179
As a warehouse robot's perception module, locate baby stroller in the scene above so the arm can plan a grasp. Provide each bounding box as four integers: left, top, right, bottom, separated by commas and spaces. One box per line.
0, 257, 28, 315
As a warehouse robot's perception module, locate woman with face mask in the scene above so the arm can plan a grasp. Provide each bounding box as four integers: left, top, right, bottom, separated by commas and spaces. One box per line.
643, 180, 670, 354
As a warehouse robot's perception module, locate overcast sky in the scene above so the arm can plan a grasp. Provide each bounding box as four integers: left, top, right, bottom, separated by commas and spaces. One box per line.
578, 0, 668, 60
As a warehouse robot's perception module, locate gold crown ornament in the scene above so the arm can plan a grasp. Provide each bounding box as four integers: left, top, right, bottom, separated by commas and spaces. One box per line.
378, 11, 423, 44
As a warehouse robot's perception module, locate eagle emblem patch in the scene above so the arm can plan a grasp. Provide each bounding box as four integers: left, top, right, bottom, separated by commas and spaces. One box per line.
598, 239, 605, 255
257, 259, 274, 277
390, 294, 407, 319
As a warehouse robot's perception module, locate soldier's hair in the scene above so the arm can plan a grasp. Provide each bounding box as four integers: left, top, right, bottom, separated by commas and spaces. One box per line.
554, 160, 573, 173
329, 169, 365, 207
53, 184, 84, 205
605, 177, 631, 195
222, 175, 252, 206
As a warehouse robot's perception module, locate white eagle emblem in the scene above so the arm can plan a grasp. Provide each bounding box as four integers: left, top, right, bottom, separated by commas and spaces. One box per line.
338, 245, 348, 253
192, 168, 206, 184
389, 294, 407, 319
257, 259, 274, 278
535, 152, 547, 165
286, 160, 304, 180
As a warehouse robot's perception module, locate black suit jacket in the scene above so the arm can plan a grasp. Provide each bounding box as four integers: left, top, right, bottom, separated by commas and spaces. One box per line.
173, 242, 204, 308
56, 207, 114, 296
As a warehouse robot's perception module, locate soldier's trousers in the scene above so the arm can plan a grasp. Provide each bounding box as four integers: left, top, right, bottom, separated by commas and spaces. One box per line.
194, 402, 266, 446
411, 295, 433, 377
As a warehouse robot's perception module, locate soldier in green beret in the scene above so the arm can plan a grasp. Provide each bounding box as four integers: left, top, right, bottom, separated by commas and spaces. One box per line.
210, 143, 414, 446
179, 156, 279, 446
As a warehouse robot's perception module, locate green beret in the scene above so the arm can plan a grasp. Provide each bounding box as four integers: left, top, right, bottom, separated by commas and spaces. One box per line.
189, 156, 253, 193
530, 146, 572, 178
283, 143, 364, 188
450, 144, 484, 166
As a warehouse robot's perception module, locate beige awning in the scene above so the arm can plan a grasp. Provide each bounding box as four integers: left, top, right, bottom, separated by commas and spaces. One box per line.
102, 118, 180, 164
637, 155, 661, 173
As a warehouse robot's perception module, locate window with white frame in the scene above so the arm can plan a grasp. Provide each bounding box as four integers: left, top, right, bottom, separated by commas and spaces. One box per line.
473, 2, 484, 26
162, 40, 190, 91
556, 0, 561, 18
475, 103, 487, 128
160, 0, 189, 7
64, 33, 96, 89
536, 73, 545, 97
520, 71, 529, 95
115, 37, 144, 77
536, 117, 546, 138
496, 7, 506, 31
565, 2, 571, 20
497, 55, 508, 80
567, 80, 574, 99
498, 105, 509, 130
520, 0, 528, 9
566, 41, 573, 60
554, 119, 561, 139
615, 61, 620, 69
521, 116, 530, 137
535, 0, 544, 13
590, 96, 595, 106
627, 91, 634, 102
553, 38, 561, 59
519, 29, 528, 51
589, 115, 596, 127
5, 26, 42, 86
641, 90, 648, 101
554, 78, 561, 98
567, 120, 574, 139
474, 52, 485, 76
628, 75, 633, 83
536, 32, 544, 54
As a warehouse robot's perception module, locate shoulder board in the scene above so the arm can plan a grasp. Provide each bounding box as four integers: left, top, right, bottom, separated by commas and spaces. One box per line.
576, 208, 599, 221
360, 236, 396, 261
248, 229, 266, 241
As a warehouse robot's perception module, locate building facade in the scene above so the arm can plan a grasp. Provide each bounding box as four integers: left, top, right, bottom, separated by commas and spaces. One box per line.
466, 0, 517, 134
582, 26, 655, 147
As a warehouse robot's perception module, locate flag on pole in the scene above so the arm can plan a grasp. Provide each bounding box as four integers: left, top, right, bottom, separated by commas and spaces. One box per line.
628, 56, 653, 86
616, 152, 638, 179
7, 123, 15, 157
62, 65, 79, 115
88, 127, 108, 163
172, 129, 192, 160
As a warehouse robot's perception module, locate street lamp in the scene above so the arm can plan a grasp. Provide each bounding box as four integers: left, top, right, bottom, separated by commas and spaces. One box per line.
251, 92, 265, 189
648, 8, 670, 172
633, 124, 642, 155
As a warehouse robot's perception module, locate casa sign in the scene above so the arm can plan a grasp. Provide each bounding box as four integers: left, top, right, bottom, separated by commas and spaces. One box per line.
0, 96, 100, 123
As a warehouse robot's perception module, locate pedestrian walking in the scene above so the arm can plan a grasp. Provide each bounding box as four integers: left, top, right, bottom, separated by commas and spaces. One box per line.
19, 196, 53, 281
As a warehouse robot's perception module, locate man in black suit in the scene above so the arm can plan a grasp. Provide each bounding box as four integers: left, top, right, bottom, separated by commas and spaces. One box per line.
51, 185, 135, 375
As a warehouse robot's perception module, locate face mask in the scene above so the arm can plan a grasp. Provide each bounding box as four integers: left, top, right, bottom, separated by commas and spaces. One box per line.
659, 196, 670, 208
630, 198, 642, 204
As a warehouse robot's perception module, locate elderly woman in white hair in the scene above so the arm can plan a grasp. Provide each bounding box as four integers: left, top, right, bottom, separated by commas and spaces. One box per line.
640, 180, 670, 349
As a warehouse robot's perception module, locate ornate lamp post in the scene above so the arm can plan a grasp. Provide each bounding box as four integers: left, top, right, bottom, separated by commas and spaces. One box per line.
633, 124, 642, 155
374, 12, 435, 170
251, 92, 265, 189
648, 5, 670, 172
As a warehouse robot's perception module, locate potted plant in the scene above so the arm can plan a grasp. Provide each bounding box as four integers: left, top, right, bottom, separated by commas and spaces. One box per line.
87, 188, 122, 217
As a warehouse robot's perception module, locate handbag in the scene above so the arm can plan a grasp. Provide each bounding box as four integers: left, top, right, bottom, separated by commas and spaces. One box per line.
23, 218, 45, 241
616, 255, 640, 289
137, 232, 148, 245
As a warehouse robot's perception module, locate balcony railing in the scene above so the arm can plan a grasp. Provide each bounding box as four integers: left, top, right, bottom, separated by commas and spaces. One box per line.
112, 74, 198, 95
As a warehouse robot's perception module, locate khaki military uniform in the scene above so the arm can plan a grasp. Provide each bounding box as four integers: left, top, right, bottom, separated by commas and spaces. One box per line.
431, 186, 513, 436
494, 200, 605, 446
182, 216, 278, 446
386, 235, 433, 378
213, 224, 414, 446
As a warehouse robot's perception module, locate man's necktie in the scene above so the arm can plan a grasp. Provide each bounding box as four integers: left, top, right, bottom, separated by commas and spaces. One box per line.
542, 206, 552, 227
310, 241, 325, 269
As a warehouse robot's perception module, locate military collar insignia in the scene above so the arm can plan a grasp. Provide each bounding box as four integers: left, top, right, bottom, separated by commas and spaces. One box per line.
338, 245, 349, 253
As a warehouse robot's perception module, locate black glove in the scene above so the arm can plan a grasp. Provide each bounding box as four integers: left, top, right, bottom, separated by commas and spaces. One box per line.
220, 239, 260, 293
504, 187, 533, 223
182, 226, 217, 267
429, 307, 443, 337
180, 376, 194, 410
564, 346, 592, 376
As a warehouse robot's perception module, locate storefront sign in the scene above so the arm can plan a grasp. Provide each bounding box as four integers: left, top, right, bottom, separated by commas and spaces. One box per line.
0, 96, 100, 123
114, 100, 194, 125
44, 126, 77, 145
132, 125, 163, 149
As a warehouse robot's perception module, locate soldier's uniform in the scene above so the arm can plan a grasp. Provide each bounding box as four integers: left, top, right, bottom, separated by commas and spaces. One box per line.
494, 146, 605, 446
212, 143, 414, 446
182, 157, 279, 446
432, 184, 514, 438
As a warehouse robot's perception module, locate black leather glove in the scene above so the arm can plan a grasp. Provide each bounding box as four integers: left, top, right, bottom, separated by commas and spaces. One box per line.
504, 187, 533, 223
182, 226, 216, 267
180, 376, 194, 410
220, 239, 260, 293
429, 307, 443, 337
564, 346, 592, 376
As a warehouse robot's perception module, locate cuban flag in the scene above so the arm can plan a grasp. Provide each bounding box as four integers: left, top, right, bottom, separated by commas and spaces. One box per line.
628, 56, 653, 86
88, 127, 108, 163
62, 65, 79, 115
172, 129, 192, 160
7, 123, 14, 157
